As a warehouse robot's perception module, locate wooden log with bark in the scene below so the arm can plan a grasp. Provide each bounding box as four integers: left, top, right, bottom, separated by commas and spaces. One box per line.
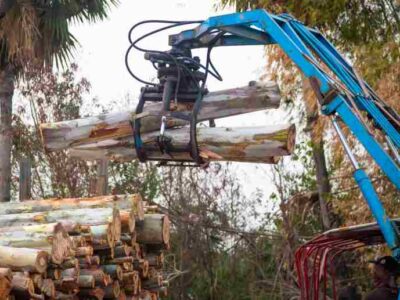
40, 82, 281, 151
0, 246, 48, 273
0, 207, 121, 246
0, 268, 12, 299
0, 223, 72, 265
69, 124, 295, 163
0, 195, 172, 299
0, 194, 144, 222
136, 214, 170, 247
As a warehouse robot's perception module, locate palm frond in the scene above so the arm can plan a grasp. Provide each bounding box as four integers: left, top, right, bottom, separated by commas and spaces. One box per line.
0, 0, 118, 71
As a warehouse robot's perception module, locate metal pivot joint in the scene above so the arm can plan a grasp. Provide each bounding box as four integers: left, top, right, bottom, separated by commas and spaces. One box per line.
131, 47, 208, 166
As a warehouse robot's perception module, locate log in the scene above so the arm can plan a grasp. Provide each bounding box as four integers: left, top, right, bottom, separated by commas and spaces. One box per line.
10, 273, 34, 299
0, 207, 120, 247
59, 258, 79, 270
90, 224, 115, 248
145, 254, 163, 267
69, 124, 295, 163
133, 259, 149, 278
54, 277, 79, 294
101, 265, 123, 281
0, 194, 144, 222
0, 268, 12, 299
47, 268, 62, 280
75, 246, 94, 257
120, 210, 136, 234
0, 247, 48, 273
78, 275, 95, 288
0, 223, 72, 265
41, 279, 56, 298
104, 280, 120, 299
61, 267, 79, 279
77, 287, 105, 300
0, 222, 81, 235
40, 82, 281, 151
114, 245, 131, 258
30, 273, 43, 294
80, 269, 109, 286
78, 256, 100, 268
122, 271, 140, 295
136, 214, 170, 246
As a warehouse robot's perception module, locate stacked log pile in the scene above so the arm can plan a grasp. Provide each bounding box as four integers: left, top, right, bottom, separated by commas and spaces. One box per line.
39, 81, 296, 163
0, 194, 170, 300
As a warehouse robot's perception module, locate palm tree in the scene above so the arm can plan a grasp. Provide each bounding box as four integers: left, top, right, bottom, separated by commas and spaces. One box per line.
0, 0, 118, 201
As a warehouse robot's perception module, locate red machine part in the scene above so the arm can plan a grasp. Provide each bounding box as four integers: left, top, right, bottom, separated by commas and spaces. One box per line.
295, 221, 394, 299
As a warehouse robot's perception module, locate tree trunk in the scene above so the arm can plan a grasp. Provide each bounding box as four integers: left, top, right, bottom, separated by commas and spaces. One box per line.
303, 77, 331, 230
40, 81, 281, 151
0, 65, 15, 202
19, 157, 31, 201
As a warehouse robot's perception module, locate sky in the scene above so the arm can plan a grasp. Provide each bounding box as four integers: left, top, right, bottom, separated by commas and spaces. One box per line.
70, 0, 291, 202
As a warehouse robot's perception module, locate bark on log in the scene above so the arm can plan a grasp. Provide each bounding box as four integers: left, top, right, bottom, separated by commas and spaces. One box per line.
0, 207, 120, 243
69, 124, 295, 163
78, 275, 95, 288
0, 223, 71, 265
0, 246, 48, 273
0, 221, 81, 235
40, 82, 281, 151
77, 287, 105, 300
10, 273, 35, 299
80, 269, 109, 286
0, 194, 144, 223
102, 264, 123, 281
41, 279, 55, 298
90, 224, 115, 248
0, 268, 12, 299
136, 214, 170, 247
104, 280, 120, 299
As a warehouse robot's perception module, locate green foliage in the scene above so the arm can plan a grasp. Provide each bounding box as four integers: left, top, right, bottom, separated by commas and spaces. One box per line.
0, 0, 118, 70
109, 160, 160, 201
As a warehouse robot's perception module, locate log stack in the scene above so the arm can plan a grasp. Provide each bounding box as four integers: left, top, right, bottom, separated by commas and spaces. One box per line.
39, 81, 296, 164
0, 194, 170, 299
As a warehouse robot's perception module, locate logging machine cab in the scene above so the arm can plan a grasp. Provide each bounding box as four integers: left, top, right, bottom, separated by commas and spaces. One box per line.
125, 9, 400, 299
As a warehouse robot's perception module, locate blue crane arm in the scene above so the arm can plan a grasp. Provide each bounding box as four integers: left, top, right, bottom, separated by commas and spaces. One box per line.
169, 10, 400, 258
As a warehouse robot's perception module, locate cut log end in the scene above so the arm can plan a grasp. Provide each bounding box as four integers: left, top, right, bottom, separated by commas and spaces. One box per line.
51, 223, 72, 265
162, 215, 170, 247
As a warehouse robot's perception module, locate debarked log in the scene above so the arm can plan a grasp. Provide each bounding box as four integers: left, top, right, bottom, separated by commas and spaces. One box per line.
40, 82, 281, 151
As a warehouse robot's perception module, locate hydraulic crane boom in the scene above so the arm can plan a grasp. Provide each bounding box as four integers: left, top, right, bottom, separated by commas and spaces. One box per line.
126, 9, 400, 299
166, 9, 400, 252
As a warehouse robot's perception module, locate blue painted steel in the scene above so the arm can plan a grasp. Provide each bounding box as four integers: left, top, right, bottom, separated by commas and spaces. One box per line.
354, 169, 400, 255
168, 9, 400, 259
323, 97, 400, 190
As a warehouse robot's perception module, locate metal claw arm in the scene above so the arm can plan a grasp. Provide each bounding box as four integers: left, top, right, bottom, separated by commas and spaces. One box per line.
168, 9, 400, 263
